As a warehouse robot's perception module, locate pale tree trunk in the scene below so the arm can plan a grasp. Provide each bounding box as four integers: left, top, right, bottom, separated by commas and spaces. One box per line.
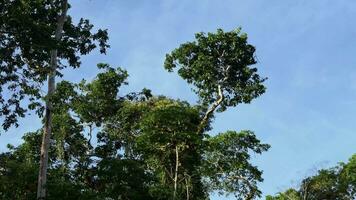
197, 66, 231, 134
185, 174, 190, 200
197, 84, 224, 134
173, 145, 179, 200
37, 1, 68, 199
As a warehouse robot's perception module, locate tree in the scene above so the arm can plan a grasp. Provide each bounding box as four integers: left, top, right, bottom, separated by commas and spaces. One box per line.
134, 97, 205, 199
96, 96, 202, 199
0, 0, 109, 130
0, 64, 128, 200
0, 25, 270, 199
38, 1, 69, 198
202, 131, 270, 200
266, 154, 356, 200
164, 28, 266, 133
340, 154, 356, 198
0, 75, 270, 200
0, 133, 40, 199
265, 189, 300, 200
0, 0, 109, 198
100, 96, 270, 200
163, 28, 268, 199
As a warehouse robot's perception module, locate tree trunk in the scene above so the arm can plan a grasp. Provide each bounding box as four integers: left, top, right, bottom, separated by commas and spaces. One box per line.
37, 1, 68, 199
197, 85, 224, 134
197, 65, 231, 134
173, 145, 179, 200
185, 175, 190, 200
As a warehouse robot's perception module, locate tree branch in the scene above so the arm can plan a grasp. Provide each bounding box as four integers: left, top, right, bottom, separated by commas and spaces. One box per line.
197, 65, 231, 134
197, 84, 224, 134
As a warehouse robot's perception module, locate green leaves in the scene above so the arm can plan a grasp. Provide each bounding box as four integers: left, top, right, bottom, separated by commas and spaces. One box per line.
0, 0, 110, 130
164, 28, 266, 111
266, 189, 301, 200
202, 131, 270, 199
110, 97, 206, 199
267, 154, 356, 200
0, 23, 270, 199
100, 97, 269, 199
74, 64, 128, 125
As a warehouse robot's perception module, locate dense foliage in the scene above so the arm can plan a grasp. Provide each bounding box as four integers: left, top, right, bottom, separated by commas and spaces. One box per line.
164, 28, 266, 133
0, 0, 108, 130
1, 1, 354, 199
266, 154, 356, 200
0, 1, 272, 199
164, 28, 266, 111
0, 63, 269, 199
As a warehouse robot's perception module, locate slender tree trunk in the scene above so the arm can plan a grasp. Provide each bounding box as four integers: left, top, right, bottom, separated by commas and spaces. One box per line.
185, 175, 190, 200
37, 1, 68, 199
173, 145, 179, 200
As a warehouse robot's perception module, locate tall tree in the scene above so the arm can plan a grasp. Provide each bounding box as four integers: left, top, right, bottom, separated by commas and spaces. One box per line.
100, 96, 270, 199
0, 0, 109, 198
133, 97, 205, 199
164, 28, 266, 133
164, 28, 268, 199
38, 1, 68, 198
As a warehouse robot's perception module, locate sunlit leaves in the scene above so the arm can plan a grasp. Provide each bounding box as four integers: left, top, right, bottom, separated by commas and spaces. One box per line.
164, 28, 266, 111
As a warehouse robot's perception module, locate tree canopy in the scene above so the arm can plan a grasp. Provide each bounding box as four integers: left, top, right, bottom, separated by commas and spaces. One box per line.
0, 32, 270, 198
0, 1, 272, 199
164, 28, 266, 133
2, 2, 353, 199
266, 154, 356, 200
0, 67, 270, 199
0, 0, 109, 130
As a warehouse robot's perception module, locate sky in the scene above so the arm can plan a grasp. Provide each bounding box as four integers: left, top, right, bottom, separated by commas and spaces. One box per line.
1, 0, 356, 199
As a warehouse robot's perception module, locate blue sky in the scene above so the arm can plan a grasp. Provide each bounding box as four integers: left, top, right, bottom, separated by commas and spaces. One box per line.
1, 0, 356, 199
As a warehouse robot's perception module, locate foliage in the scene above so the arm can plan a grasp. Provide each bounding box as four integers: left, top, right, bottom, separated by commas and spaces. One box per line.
0, 137, 39, 199
0, 0, 109, 130
266, 154, 356, 200
0, 94, 270, 199
0, 18, 269, 200
265, 189, 300, 200
135, 98, 206, 199
74, 63, 128, 126
164, 28, 266, 112
202, 131, 270, 200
